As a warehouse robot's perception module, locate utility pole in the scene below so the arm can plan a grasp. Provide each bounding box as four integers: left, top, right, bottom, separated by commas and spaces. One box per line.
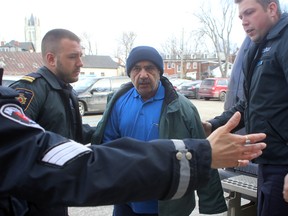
180, 28, 184, 79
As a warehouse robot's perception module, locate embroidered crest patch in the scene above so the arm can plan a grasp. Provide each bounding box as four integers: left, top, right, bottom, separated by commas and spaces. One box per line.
0, 103, 43, 130
15, 88, 34, 110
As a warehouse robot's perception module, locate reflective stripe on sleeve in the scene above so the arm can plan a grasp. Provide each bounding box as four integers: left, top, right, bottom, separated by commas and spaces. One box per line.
171, 139, 190, 199
42, 140, 92, 166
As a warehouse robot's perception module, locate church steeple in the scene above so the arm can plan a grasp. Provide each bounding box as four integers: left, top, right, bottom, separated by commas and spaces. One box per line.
24, 14, 41, 52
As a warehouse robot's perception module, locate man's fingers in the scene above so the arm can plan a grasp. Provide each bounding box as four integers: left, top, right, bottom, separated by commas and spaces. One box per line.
202, 121, 212, 137
210, 140, 266, 169
242, 133, 266, 145
221, 111, 241, 133
236, 160, 249, 167
239, 134, 266, 160
239, 142, 266, 159
242, 141, 266, 151
208, 115, 267, 169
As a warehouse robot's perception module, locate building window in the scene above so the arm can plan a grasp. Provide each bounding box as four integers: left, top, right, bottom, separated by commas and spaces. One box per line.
172, 63, 175, 68
167, 62, 171, 69
177, 65, 181, 72
89, 72, 95, 75
186, 62, 191, 70
191, 54, 196, 59
193, 62, 197, 69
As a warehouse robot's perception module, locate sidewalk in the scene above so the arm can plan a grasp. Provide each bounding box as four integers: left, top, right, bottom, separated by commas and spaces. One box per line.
69, 204, 227, 216
69, 194, 229, 216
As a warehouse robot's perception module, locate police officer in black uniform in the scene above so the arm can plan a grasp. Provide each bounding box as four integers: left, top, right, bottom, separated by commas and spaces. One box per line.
10, 28, 96, 216
0, 68, 267, 215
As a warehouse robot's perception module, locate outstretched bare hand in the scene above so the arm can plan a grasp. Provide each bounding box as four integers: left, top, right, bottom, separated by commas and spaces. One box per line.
208, 112, 266, 168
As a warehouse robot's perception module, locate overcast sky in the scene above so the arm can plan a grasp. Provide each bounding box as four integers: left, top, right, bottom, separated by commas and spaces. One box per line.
1, 0, 288, 56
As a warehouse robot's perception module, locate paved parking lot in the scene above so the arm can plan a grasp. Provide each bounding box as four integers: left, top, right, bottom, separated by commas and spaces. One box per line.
68, 201, 228, 216
71, 99, 228, 215
69, 206, 113, 215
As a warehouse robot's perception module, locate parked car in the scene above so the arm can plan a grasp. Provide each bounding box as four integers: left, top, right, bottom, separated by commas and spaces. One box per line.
169, 78, 191, 91
198, 77, 229, 101
178, 80, 202, 99
73, 76, 130, 115
2, 75, 23, 87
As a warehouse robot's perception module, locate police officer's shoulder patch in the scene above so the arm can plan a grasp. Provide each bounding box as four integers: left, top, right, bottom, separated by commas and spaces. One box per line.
20, 72, 42, 83
15, 88, 34, 111
0, 103, 43, 130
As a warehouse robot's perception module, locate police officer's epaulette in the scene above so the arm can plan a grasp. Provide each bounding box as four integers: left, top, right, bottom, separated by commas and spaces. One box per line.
20, 72, 42, 83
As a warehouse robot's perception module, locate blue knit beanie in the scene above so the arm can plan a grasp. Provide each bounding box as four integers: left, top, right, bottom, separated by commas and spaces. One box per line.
126, 46, 164, 77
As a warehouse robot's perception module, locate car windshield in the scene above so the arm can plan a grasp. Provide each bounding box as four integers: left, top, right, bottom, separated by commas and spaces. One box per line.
180, 81, 200, 87
170, 79, 189, 86
73, 77, 99, 92
2, 76, 23, 87
202, 80, 215, 86
2, 79, 16, 87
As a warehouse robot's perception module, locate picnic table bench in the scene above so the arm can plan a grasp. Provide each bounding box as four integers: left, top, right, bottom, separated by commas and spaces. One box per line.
219, 163, 258, 216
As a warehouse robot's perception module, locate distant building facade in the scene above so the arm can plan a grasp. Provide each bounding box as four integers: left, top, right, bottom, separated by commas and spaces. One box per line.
24, 14, 41, 52
0, 40, 36, 52
0, 52, 43, 75
162, 52, 236, 79
0, 14, 124, 77
0, 51, 121, 77
0, 13, 235, 79
163, 53, 219, 80
0, 14, 40, 53
80, 55, 122, 77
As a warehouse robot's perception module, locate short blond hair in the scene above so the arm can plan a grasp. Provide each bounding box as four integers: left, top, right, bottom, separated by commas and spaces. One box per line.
234, 0, 281, 15
41, 29, 81, 59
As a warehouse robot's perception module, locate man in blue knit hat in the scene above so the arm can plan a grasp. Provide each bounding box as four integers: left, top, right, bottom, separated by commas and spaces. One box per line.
92, 46, 227, 216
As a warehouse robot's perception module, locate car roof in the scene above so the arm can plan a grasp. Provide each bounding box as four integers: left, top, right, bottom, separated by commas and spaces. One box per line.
204, 77, 228, 80
2, 75, 23, 80
2, 75, 23, 87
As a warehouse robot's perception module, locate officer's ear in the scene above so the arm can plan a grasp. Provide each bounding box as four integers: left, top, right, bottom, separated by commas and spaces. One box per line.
46, 52, 56, 68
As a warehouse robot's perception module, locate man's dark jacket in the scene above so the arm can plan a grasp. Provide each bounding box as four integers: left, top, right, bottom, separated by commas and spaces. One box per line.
11, 67, 94, 144
210, 13, 288, 165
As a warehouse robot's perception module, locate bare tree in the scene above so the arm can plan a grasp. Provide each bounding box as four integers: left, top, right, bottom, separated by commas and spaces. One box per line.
81, 32, 97, 55
161, 36, 181, 58
194, 0, 236, 77
160, 30, 208, 78
115, 31, 137, 66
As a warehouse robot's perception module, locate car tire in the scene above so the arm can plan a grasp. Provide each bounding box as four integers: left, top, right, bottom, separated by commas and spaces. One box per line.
219, 92, 226, 102
204, 97, 210, 101
79, 101, 86, 116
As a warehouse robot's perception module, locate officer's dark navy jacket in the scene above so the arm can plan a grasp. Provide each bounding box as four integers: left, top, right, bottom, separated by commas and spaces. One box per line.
10, 66, 94, 144
9, 66, 96, 215
209, 13, 288, 165
0, 86, 212, 212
